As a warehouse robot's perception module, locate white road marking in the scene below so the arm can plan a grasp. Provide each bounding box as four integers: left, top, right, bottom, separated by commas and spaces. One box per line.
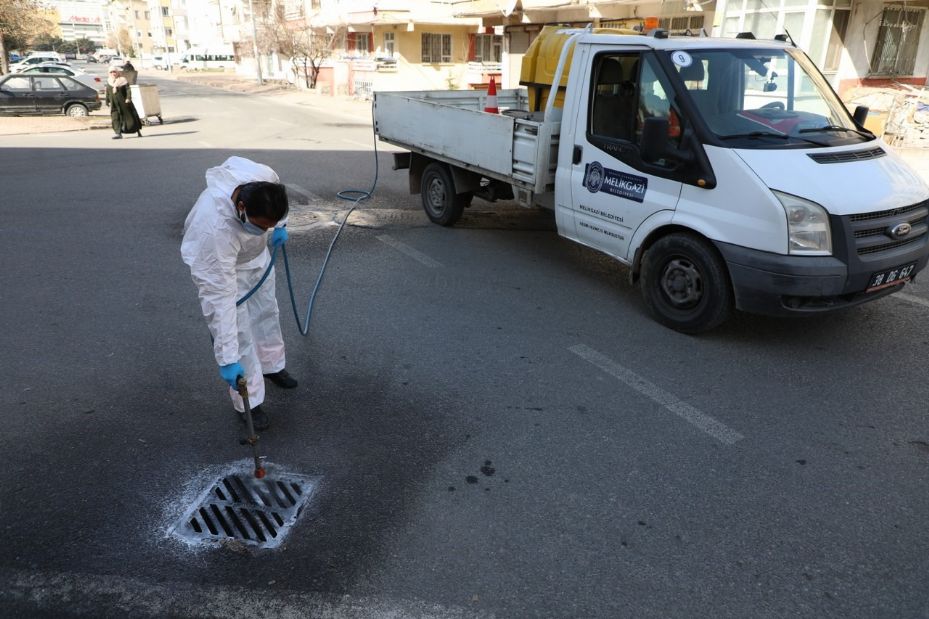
895, 292, 929, 309
285, 182, 323, 203
377, 234, 443, 268
343, 138, 373, 149
0, 568, 485, 619
569, 344, 744, 445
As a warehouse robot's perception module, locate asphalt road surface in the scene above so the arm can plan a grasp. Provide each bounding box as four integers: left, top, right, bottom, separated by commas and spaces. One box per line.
2, 68, 929, 618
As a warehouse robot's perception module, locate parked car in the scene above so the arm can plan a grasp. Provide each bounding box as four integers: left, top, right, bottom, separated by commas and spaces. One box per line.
9, 56, 57, 72
27, 51, 64, 62
9, 51, 64, 71
8, 52, 22, 64
0, 74, 102, 117
21, 63, 104, 94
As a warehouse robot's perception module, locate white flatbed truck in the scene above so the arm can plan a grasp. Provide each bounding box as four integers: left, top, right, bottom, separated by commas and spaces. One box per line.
374, 27, 929, 333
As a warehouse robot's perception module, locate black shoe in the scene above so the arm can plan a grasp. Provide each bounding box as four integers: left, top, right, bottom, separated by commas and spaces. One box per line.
137, 131, 142, 137
264, 369, 298, 389
238, 404, 271, 431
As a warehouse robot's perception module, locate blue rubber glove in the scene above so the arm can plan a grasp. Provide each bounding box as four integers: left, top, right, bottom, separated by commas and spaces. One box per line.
219, 362, 245, 389
271, 226, 288, 247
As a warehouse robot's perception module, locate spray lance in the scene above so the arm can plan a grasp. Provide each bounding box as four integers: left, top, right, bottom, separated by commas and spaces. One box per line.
236, 376, 266, 479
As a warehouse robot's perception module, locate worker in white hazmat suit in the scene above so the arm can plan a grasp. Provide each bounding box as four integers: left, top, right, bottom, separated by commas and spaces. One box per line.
181, 157, 298, 431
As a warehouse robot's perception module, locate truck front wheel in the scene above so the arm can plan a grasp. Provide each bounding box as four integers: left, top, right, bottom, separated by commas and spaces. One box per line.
640, 233, 733, 334
421, 163, 466, 226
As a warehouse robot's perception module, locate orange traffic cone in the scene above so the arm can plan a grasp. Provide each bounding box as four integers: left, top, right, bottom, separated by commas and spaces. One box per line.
484, 76, 499, 114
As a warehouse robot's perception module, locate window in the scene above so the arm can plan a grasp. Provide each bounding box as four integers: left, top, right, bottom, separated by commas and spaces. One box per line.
161, 7, 169, 16
473, 34, 502, 63
135, 10, 139, 18
421, 33, 451, 63
589, 54, 639, 142
658, 15, 705, 35
61, 78, 86, 91
588, 53, 685, 167
1, 77, 31, 92
145, 10, 150, 19
34, 76, 63, 91
383, 32, 395, 57
166, 28, 173, 37
346, 32, 372, 55
870, 6, 925, 76
357, 33, 370, 53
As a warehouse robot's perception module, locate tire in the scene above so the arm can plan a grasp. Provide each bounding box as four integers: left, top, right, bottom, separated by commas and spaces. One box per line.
65, 104, 88, 118
420, 162, 466, 226
640, 233, 733, 334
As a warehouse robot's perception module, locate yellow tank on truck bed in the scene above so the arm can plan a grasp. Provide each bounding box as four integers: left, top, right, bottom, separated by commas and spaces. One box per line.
520, 25, 641, 112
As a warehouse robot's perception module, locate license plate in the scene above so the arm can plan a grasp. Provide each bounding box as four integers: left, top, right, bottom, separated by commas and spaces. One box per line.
866, 262, 917, 292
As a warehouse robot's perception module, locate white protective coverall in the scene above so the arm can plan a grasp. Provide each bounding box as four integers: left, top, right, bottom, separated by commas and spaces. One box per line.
181, 157, 286, 411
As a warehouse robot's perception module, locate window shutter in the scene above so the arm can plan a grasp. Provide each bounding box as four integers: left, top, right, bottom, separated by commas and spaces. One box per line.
368, 33, 374, 53
348, 32, 356, 51
468, 33, 476, 61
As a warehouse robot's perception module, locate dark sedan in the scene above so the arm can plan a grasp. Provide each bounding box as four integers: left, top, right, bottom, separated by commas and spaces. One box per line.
0, 74, 102, 117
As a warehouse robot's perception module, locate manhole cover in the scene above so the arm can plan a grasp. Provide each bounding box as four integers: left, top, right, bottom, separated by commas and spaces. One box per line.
170, 470, 318, 549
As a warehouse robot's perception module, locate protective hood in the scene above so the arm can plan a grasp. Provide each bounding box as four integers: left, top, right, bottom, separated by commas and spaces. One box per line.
735, 142, 929, 215
205, 156, 280, 209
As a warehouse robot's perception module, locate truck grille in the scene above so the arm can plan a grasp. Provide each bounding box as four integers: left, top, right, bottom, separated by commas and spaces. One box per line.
808, 147, 886, 164
845, 200, 929, 257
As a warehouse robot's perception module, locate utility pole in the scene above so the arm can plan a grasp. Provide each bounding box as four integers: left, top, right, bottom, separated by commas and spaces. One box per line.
247, 0, 263, 84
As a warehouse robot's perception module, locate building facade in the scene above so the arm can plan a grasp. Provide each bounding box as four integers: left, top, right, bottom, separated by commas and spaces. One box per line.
48, 0, 108, 45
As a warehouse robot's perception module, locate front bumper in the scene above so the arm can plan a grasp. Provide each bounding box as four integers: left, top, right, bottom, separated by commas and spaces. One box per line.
716, 229, 929, 317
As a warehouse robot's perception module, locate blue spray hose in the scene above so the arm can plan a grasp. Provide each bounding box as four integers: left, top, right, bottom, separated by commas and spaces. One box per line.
236, 101, 379, 336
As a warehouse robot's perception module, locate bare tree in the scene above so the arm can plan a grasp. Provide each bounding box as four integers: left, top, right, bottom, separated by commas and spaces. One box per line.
258, 2, 337, 89
0, 0, 54, 74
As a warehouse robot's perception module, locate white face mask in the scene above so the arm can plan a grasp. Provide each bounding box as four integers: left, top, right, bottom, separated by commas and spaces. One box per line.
238, 210, 266, 236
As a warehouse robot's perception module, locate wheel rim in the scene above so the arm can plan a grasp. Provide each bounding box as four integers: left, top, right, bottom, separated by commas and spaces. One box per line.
426, 176, 447, 215
659, 257, 703, 309
68, 106, 85, 117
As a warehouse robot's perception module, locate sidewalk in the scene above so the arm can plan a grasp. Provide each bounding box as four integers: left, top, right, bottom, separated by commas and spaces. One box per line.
0, 112, 110, 136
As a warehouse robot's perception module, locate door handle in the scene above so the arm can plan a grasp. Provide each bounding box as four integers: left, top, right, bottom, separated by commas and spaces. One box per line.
572, 145, 583, 165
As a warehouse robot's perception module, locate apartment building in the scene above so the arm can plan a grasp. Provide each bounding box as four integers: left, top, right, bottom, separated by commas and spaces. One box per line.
104, 0, 154, 55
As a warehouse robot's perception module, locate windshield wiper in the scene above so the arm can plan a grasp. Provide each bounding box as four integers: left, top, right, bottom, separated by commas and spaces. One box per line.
799, 125, 874, 139
720, 131, 788, 140
719, 131, 830, 147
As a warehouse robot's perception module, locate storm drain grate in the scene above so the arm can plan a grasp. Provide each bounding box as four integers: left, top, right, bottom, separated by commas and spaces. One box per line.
171, 471, 318, 548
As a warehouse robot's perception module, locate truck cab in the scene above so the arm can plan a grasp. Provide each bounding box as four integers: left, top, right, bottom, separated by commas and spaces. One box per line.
555, 31, 928, 331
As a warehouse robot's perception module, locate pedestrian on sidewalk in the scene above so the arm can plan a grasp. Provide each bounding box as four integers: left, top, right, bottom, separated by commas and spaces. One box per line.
105, 66, 142, 140
180, 157, 298, 431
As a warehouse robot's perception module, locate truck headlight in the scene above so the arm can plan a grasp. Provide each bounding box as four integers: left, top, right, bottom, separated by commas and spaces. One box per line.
772, 190, 832, 255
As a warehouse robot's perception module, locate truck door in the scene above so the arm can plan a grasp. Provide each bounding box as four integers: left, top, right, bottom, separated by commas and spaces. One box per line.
570, 50, 684, 262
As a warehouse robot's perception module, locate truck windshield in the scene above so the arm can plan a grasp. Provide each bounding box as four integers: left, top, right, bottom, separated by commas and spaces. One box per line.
669, 47, 871, 148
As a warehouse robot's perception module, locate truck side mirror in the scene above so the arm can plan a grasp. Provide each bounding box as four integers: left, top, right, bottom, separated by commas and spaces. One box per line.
641, 117, 670, 164
852, 105, 869, 128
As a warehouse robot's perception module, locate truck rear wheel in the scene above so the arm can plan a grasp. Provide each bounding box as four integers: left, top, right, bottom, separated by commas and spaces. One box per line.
640, 233, 733, 334
421, 162, 466, 226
